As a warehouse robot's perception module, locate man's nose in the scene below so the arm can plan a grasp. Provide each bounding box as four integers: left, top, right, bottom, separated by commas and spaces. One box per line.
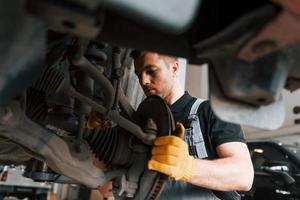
140, 73, 150, 86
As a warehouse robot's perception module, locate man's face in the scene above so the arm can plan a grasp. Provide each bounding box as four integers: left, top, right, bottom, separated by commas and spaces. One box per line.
134, 52, 176, 98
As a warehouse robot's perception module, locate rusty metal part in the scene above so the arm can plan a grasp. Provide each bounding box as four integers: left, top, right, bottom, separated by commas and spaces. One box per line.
238, 10, 300, 62
86, 111, 112, 129
68, 88, 155, 144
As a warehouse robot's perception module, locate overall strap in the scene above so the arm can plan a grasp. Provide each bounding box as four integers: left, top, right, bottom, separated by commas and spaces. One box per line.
185, 98, 208, 158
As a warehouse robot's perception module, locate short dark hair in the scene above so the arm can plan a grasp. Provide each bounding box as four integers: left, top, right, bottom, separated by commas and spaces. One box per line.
130, 50, 144, 60
130, 50, 178, 62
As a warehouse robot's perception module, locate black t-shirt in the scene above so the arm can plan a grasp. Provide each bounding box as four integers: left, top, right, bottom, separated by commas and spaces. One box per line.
171, 91, 245, 157
160, 91, 245, 200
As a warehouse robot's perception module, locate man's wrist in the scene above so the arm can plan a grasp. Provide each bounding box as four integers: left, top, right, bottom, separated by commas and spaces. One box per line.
180, 156, 197, 182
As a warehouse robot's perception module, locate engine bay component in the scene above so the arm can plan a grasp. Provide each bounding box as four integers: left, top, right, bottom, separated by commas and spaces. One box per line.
0, 101, 106, 188
84, 95, 176, 199
0, 29, 176, 197
86, 111, 112, 129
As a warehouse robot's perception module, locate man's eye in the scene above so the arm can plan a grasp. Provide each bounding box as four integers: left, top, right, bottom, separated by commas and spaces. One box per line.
147, 69, 156, 75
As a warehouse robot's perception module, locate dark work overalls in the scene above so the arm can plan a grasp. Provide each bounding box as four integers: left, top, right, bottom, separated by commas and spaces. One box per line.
159, 99, 241, 200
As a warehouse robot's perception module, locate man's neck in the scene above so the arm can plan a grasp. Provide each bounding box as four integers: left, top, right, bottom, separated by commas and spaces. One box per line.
164, 84, 184, 106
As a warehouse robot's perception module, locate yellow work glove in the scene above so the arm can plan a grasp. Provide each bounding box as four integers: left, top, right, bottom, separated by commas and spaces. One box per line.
148, 123, 197, 182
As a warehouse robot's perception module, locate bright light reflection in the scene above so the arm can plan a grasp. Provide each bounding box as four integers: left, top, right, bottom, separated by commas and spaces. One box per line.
254, 148, 264, 153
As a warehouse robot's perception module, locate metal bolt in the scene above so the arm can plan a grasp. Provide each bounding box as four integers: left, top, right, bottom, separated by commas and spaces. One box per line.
293, 106, 300, 114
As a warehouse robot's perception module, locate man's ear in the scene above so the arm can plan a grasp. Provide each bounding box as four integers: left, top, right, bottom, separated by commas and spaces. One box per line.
171, 61, 180, 77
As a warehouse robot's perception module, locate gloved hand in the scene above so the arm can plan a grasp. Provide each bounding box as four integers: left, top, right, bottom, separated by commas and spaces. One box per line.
148, 123, 197, 182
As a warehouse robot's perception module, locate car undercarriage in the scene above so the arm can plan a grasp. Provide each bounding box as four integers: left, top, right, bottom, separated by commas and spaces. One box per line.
1, 0, 300, 199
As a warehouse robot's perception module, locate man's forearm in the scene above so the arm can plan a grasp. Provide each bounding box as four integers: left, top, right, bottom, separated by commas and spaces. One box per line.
188, 157, 254, 192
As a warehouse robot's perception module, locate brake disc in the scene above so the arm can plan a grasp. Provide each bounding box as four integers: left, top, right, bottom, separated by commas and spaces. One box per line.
133, 95, 175, 200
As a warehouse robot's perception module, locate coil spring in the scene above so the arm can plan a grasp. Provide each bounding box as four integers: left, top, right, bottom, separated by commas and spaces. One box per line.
26, 89, 48, 124
26, 66, 65, 123
33, 66, 64, 94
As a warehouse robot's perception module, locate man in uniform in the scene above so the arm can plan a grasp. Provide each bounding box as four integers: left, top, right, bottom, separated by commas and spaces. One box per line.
132, 51, 254, 199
